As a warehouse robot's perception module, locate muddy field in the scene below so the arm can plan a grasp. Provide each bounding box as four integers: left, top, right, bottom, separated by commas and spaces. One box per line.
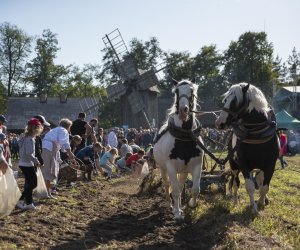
1, 163, 286, 250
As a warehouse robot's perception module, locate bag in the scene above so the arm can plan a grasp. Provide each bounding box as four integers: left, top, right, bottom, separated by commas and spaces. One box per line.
141, 162, 149, 177
34, 167, 48, 199
0, 168, 21, 218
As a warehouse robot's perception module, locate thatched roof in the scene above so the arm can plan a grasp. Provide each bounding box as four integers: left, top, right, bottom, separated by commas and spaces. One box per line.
6, 97, 99, 130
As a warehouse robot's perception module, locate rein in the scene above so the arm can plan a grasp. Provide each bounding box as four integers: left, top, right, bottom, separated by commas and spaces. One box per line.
154, 116, 236, 166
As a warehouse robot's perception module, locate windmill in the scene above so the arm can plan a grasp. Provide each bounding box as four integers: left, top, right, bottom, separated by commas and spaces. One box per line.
102, 29, 166, 128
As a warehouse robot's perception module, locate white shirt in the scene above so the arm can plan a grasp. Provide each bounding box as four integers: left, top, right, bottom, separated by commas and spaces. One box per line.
107, 131, 118, 148
42, 127, 71, 151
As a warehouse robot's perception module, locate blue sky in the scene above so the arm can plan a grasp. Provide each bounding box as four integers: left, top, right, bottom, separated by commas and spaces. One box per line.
1, 0, 299, 67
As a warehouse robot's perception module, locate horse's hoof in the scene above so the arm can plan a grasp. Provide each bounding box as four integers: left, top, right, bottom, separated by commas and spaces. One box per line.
265, 197, 269, 206
175, 216, 184, 224
251, 204, 259, 214
188, 199, 197, 209
233, 198, 239, 205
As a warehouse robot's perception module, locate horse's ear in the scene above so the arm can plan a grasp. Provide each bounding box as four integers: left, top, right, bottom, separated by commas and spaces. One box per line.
190, 77, 196, 83
172, 78, 178, 86
242, 83, 250, 93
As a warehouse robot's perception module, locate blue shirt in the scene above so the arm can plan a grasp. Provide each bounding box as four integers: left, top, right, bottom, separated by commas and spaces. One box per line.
116, 157, 126, 169
100, 151, 113, 165
76, 145, 99, 162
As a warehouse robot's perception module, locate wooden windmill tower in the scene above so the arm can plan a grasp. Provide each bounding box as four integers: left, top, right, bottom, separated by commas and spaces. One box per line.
102, 29, 161, 128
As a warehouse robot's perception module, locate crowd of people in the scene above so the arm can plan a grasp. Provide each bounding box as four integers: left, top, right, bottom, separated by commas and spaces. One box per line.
0, 112, 156, 212
1, 112, 300, 212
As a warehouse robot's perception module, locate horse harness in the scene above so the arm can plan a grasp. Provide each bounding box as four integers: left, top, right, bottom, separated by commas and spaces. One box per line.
154, 116, 231, 166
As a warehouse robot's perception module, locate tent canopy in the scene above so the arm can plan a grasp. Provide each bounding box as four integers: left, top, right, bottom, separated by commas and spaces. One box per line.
275, 110, 300, 131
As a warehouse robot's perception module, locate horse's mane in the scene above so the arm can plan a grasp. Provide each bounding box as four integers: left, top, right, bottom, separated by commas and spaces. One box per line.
159, 80, 198, 133
223, 82, 269, 115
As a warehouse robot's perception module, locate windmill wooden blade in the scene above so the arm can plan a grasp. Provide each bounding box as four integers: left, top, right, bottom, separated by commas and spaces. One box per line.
127, 91, 145, 114
117, 56, 140, 81
106, 83, 127, 99
137, 69, 159, 90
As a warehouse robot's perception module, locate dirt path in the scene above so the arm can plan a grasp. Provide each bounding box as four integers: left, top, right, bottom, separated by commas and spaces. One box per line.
0, 169, 279, 249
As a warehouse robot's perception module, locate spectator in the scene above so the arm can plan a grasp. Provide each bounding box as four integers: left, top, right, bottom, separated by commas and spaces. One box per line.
99, 147, 118, 180
142, 129, 153, 148
0, 138, 9, 175
17, 118, 43, 210
126, 149, 145, 174
76, 142, 103, 178
86, 118, 98, 146
107, 128, 118, 148
10, 134, 19, 160
33, 115, 51, 167
0, 115, 8, 134
60, 135, 82, 162
129, 140, 141, 153
278, 130, 288, 169
116, 152, 132, 174
126, 128, 136, 144
119, 138, 133, 158
0, 133, 10, 163
70, 112, 92, 154
42, 119, 75, 198
97, 127, 104, 143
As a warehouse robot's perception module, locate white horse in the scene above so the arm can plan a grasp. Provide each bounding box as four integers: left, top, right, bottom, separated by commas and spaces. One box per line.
153, 79, 204, 222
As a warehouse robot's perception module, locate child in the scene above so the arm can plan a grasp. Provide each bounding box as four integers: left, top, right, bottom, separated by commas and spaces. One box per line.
116, 152, 132, 174
99, 147, 118, 180
17, 118, 43, 210
126, 149, 145, 175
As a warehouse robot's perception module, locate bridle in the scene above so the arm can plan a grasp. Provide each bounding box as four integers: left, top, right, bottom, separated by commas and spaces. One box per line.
222, 92, 249, 123
175, 83, 196, 115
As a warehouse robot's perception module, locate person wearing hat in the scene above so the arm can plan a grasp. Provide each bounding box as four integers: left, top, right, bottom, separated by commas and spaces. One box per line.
0, 115, 8, 134
17, 118, 44, 210
32, 115, 51, 167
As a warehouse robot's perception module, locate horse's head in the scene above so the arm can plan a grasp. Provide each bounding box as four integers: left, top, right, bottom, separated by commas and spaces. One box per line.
215, 83, 250, 129
173, 79, 198, 122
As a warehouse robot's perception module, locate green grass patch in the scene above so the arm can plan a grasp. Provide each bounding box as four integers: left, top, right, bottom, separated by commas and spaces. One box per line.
193, 155, 300, 249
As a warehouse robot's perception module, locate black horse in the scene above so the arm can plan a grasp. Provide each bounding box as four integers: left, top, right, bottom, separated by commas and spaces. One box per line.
215, 83, 279, 213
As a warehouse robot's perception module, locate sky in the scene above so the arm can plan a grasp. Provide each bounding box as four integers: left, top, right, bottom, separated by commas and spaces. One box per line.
1, 0, 300, 68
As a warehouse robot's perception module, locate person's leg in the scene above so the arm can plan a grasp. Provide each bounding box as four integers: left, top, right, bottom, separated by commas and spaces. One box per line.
101, 164, 112, 179
19, 166, 37, 205
278, 156, 285, 169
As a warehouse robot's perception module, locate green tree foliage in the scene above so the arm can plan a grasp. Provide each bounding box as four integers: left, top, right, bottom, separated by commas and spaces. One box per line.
223, 31, 274, 96
0, 82, 7, 113
287, 47, 300, 84
0, 22, 32, 96
129, 37, 163, 70
26, 29, 60, 95
164, 51, 193, 83
192, 45, 227, 104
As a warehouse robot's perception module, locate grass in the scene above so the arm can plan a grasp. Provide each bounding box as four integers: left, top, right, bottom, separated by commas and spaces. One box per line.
192, 154, 300, 249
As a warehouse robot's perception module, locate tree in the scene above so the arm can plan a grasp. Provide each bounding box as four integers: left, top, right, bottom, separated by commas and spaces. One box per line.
129, 37, 163, 71
26, 29, 60, 95
98, 37, 163, 86
223, 31, 274, 96
287, 47, 300, 84
163, 51, 193, 83
192, 45, 226, 103
0, 22, 32, 96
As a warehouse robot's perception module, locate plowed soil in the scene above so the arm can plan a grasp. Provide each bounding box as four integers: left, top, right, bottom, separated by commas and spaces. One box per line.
0, 167, 279, 250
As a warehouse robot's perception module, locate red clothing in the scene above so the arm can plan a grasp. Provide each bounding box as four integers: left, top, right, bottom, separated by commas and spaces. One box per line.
126, 153, 139, 167
279, 133, 287, 155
